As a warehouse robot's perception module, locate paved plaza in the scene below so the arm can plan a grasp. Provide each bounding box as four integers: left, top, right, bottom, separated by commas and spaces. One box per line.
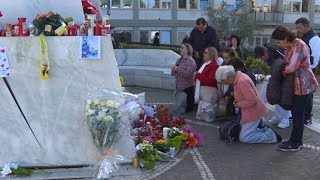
122, 86, 320, 180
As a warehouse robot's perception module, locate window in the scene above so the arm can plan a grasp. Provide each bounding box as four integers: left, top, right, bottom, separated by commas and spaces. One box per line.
255, 37, 262, 46
262, 38, 269, 46
189, 0, 198, 9
214, 0, 236, 11
140, 31, 149, 43
151, 31, 160, 42
316, 0, 320, 13
110, 0, 132, 8
292, 2, 301, 13
178, 31, 189, 44
123, 0, 133, 8
161, 31, 171, 44
283, 1, 291, 13
112, 0, 120, 8
302, 0, 308, 12
179, 0, 187, 9
200, 0, 208, 10
140, 0, 172, 8
162, 1, 172, 8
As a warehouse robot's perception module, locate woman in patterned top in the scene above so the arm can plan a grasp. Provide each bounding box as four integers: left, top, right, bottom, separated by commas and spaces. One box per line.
171, 43, 197, 113
272, 26, 318, 152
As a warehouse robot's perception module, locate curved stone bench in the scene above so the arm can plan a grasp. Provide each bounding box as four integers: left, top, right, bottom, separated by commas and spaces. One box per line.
115, 49, 179, 90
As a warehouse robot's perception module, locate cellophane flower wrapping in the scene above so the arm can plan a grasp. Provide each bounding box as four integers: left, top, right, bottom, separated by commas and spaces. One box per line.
86, 88, 133, 179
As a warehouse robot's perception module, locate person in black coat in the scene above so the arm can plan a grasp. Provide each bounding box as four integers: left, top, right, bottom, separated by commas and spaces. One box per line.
152, 32, 160, 46
189, 18, 218, 70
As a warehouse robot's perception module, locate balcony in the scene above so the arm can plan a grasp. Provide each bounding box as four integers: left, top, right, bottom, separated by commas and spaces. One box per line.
250, 11, 284, 23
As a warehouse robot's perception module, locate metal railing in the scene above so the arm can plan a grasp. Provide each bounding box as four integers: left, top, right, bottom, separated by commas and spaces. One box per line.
250, 11, 284, 23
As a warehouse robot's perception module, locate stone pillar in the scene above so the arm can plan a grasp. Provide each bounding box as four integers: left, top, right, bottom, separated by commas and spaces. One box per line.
171, 0, 178, 45
171, 27, 178, 45
278, 0, 284, 11
132, 0, 139, 42
309, 0, 315, 27
172, 0, 178, 21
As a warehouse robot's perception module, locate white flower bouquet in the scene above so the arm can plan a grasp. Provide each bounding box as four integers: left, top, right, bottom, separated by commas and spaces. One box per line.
86, 98, 122, 150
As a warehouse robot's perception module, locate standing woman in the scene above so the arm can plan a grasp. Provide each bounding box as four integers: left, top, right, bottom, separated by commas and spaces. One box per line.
171, 43, 197, 113
229, 34, 244, 60
272, 26, 318, 151
194, 47, 220, 122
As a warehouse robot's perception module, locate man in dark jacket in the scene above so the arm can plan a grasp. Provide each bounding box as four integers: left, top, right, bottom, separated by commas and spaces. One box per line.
189, 18, 218, 70
295, 17, 320, 125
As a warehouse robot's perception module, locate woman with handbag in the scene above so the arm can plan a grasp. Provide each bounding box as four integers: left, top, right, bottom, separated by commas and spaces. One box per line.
194, 47, 220, 122
171, 43, 197, 114
272, 26, 318, 151
215, 65, 282, 144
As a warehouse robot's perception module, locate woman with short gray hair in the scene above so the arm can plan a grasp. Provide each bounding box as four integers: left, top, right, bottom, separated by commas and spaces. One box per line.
216, 66, 282, 144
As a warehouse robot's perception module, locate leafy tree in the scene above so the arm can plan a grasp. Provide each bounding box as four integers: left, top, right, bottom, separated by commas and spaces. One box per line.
189, 0, 197, 9
206, 1, 262, 44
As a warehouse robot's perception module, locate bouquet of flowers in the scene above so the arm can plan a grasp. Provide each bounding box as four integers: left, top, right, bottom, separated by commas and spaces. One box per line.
167, 127, 183, 151
182, 125, 204, 147
171, 117, 187, 128
155, 105, 173, 127
86, 98, 122, 150
152, 139, 169, 153
0, 11, 3, 17
32, 12, 64, 35
136, 141, 162, 169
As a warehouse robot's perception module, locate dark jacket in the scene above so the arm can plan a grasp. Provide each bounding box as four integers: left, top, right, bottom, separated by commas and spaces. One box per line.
189, 26, 218, 58
266, 59, 295, 110
153, 37, 160, 46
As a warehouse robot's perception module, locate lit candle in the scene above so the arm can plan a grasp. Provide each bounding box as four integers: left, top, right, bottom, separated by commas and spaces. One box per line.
163, 127, 170, 141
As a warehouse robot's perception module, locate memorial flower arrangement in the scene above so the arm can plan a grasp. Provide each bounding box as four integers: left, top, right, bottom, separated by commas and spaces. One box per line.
32, 11, 65, 35
85, 98, 122, 149
130, 103, 204, 170
152, 139, 169, 153
167, 127, 183, 151
171, 118, 187, 129
155, 105, 173, 127
136, 141, 162, 169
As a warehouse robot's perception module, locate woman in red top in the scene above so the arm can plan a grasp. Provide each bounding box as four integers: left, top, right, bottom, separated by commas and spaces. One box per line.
194, 47, 219, 122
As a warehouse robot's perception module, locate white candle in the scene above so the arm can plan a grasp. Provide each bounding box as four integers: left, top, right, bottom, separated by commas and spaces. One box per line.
163, 127, 170, 141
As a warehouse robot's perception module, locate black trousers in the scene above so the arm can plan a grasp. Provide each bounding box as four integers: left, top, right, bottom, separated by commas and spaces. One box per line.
304, 66, 318, 120
183, 86, 195, 112
193, 56, 203, 71
290, 94, 312, 143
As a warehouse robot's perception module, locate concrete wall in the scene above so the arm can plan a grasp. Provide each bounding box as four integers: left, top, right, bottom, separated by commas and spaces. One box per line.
114, 49, 179, 90
139, 9, 172, 20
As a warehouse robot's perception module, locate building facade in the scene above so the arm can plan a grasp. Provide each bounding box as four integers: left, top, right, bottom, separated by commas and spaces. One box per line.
100, 0, 320, 47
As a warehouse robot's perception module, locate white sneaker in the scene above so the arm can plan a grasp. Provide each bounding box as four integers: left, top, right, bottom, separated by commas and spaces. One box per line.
277, 120, 289, 129
269, 118, 281, 125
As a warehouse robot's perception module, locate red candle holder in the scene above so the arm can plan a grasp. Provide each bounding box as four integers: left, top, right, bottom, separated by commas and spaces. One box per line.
18, 17, 27, 36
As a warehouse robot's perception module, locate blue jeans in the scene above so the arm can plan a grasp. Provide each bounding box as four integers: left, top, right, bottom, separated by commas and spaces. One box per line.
240, 118, 277, 144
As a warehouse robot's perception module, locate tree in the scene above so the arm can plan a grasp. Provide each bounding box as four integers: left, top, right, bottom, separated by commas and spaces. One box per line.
206, 1, 262, 45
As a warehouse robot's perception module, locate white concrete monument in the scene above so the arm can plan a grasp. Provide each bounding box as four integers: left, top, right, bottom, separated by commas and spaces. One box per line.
0, 1, 135, 167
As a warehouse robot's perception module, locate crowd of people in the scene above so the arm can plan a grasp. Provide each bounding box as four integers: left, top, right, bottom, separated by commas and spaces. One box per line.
171, 17, 319, 152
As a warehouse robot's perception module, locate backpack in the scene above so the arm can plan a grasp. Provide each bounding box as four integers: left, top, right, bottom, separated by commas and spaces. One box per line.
219, 121, 241, 143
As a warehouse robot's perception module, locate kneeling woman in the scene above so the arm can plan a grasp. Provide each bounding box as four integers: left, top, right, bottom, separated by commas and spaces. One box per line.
215, 65, 282, 144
